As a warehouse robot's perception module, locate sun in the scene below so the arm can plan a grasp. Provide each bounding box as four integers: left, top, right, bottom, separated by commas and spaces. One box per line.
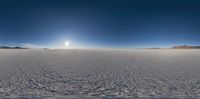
65, 41, 70, 46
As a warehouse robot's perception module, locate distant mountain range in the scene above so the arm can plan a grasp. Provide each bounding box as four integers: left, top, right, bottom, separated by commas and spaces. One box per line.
171, 45, 200, 49
0, 46, 28, 49
1, 45, 200, 49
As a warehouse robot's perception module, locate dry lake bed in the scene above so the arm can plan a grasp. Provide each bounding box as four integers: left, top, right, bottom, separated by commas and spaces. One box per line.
0, 49, 200, 98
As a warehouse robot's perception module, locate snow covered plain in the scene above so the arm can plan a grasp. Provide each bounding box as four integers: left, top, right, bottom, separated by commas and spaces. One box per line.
0, 49, 200, 98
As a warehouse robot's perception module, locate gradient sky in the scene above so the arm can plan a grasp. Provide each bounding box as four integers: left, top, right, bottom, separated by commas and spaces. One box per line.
0, 0, 200, 48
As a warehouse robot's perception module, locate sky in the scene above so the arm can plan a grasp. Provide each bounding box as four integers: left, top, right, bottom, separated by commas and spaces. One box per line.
0, 0, 200, 48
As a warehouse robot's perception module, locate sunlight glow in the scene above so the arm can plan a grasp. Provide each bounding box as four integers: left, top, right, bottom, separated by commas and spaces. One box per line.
65, 41, 70, 46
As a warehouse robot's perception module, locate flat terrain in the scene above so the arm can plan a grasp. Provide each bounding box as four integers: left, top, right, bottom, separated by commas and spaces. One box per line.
0, 49, 200, 98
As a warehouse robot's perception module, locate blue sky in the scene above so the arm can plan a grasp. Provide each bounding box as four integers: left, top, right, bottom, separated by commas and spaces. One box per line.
0, 0, 200, 48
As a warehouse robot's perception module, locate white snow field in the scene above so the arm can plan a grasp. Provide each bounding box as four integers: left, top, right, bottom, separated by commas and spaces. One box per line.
0, 49, 200, 98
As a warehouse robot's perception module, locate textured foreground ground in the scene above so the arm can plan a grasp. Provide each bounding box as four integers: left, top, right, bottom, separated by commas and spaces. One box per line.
0, 49, 200, 98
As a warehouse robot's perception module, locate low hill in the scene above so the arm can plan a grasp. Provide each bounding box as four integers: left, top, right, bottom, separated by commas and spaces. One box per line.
172, 45, 200, 49
0, 46, 28, 49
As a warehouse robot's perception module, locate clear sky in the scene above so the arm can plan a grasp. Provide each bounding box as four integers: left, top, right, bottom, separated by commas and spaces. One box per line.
0, 0, 200, 48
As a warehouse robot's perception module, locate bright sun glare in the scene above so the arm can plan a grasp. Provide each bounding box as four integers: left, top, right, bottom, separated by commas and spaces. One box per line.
65, 41, 70, 46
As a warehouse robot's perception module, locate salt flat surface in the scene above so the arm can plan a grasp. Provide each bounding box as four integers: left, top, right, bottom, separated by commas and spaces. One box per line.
0, 49, 200, 98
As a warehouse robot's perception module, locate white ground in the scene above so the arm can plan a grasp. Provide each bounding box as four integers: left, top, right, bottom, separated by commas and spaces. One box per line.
0, 49, 200, 98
